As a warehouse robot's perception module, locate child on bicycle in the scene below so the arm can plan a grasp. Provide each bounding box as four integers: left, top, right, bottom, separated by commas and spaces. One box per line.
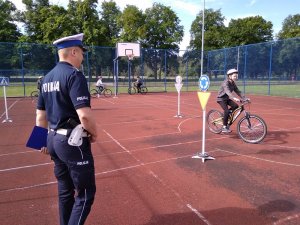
37, 76, 43, 92
96, 75, 105, 93
217, 68, 244, 133
134, 76, 143, 93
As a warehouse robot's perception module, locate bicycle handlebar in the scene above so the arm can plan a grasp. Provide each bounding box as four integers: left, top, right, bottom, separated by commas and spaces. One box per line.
240, 98, 251, 104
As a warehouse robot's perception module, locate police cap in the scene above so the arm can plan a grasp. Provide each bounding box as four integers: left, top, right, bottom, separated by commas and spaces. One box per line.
53, 33, 87, 51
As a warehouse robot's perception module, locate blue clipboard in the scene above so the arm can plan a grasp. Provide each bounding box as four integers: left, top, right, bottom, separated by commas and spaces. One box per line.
26, 126, 48, 150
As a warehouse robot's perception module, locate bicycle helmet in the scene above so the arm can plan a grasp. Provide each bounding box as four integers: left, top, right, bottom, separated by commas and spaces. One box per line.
227, 69, 238, 76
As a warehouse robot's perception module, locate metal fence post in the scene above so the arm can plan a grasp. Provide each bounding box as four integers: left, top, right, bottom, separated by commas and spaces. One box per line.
268, 42, 273, 95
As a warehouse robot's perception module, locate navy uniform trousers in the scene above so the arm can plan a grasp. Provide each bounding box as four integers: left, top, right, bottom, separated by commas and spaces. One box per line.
47, 131, 96, 225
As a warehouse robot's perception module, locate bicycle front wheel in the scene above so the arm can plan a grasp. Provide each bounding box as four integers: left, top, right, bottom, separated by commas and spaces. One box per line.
103, 88, 112, 97
30, 91, 39, 100
237, 114, 267, 144
90, 89, 99, 98
128, 87, 136, 95
140, 86, 148, 94
206, 110, 224, 134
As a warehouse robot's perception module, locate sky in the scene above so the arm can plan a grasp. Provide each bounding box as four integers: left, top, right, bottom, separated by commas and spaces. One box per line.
14, 0, 300, 50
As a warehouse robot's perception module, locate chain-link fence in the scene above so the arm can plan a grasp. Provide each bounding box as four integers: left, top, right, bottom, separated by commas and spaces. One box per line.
0, 37, 299, 98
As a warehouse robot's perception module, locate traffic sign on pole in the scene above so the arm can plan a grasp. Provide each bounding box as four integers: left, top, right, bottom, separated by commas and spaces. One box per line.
1, 77, 12, 123
174, 76, 183, 118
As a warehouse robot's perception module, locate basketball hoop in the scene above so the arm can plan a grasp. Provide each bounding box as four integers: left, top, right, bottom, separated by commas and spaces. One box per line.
127, 54, 134, 61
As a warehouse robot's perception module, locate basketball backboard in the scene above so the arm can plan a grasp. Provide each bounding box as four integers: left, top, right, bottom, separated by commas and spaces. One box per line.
116, 42, 141, 58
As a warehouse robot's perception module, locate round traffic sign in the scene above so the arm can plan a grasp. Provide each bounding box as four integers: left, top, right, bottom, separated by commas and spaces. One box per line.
199, 75, 210, 91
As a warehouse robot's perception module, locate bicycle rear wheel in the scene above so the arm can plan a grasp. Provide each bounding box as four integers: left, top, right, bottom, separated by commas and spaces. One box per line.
90, 89, 99, 98
237, 114, 267, 144
128, 87, 136, 95
140, 86, 148, 94
206, 110, 224, 134
103, 88, 112, 97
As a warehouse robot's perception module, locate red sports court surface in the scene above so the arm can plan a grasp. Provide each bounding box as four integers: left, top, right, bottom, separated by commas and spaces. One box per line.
1, 92, 300, 225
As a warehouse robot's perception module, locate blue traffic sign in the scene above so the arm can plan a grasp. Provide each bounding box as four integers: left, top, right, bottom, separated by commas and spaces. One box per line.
0, 77, 9, 86
199, 75, 210, 91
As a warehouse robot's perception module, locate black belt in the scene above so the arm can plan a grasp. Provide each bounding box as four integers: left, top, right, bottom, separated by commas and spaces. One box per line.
50, 128, 88, 137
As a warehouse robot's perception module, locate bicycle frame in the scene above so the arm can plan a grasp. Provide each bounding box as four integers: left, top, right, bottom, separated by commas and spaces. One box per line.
228, 100, 250, 126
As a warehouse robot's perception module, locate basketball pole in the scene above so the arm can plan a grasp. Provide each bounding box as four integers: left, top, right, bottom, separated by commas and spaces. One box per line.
113, 57, 119, 98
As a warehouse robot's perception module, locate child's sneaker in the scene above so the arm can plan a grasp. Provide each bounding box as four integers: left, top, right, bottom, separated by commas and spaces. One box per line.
222, 126, 232, 133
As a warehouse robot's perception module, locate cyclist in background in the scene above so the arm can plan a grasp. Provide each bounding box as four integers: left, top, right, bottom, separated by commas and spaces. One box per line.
134, 76, 143, 93
217, 68, 244, 133
95, 75, 105, 93
37, 76, 43, 91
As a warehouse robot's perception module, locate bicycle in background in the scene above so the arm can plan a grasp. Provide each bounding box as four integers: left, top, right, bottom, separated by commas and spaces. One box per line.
30, 90, 39, 102
128, 83, 148, 95
90, 86, 112, 98
206, 98, 267, 144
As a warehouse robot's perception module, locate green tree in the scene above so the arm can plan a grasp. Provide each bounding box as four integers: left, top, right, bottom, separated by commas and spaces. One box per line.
226, 16, 273, 47
277, 14, 300, 39
67, 0, 105, 46
141, 3, 184, 80
141, 3, 183, 50
0, 0, 21, 42
118, 5, 145, 42
20, 0, 51, 42
190, 8, 226, 51
99, 0, 122, 46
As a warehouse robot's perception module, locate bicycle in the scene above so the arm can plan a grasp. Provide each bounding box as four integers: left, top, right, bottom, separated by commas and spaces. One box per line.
128, 83, 148, 95
90, 87, 112, 98
30, 90, 39, 101
206, 99, 267, 144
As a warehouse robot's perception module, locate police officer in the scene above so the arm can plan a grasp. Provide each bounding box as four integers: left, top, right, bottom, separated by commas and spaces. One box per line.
36, 33, 97, 225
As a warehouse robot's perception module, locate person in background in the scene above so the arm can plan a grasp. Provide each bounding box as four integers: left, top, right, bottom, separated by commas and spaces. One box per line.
217, 68, 244, 133
95, 75, 105, 93
134, 76, 143, 93
37, 76, 43, 91
36, 33, 97, 225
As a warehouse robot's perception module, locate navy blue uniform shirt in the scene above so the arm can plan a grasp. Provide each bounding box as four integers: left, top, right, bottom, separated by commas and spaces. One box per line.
37, 62, 90, 130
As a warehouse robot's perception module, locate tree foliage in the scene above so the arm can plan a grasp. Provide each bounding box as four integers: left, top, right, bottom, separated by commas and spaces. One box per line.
190, 8, 226, 50
141, 3, 183, 50
118, 5, 145, 42
226, 16, 273, 47
277, 14, 300, 39
0, 0, 21, 42
98, 0, 121, 46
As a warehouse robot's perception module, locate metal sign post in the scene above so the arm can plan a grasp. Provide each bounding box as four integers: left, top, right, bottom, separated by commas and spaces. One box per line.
174, 75, 183, 118
0, 77, 12, 123
192, 75, 214, 162
113, 57, 119, 98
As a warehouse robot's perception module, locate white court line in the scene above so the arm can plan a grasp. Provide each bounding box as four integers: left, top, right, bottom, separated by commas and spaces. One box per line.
103, 129, 212, 225
0, 150, 36, 157
186, 204, 212, 225
273, 213, 300, 225
0, 154, 193, 192
0, 181, 57, 192
214, 148, 300, 167
0, 162, 52, 172
96, 115, 201, 143
0, 99, 20, 119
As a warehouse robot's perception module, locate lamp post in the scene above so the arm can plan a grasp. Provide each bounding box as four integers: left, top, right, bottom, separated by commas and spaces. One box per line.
200, 0, 205, 77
